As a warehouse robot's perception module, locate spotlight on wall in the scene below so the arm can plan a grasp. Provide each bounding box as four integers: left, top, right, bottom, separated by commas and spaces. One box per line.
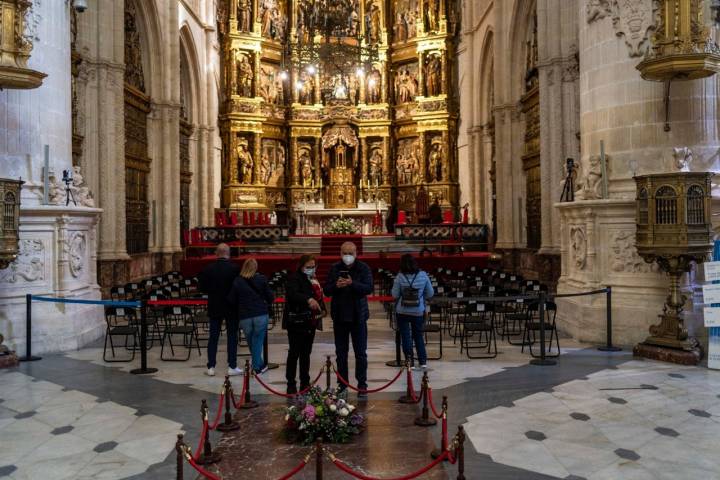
73, 0, 88, 13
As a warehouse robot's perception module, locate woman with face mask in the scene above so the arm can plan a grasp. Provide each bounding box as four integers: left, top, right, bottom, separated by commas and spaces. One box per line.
283, 254, 325, 395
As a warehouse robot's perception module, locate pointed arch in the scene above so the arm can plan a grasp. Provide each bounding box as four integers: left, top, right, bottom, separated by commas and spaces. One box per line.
508, 0, 537, 100
179, 23, 201, 126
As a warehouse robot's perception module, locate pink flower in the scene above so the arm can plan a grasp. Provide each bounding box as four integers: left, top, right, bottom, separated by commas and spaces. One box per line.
303, 404, 316, 420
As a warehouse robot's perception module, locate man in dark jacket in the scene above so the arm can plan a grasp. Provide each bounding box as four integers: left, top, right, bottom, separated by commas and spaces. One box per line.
324, 242, 373, 397
197, 243, 241, 377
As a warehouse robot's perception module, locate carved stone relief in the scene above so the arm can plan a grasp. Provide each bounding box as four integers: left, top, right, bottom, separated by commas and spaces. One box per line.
586, 0, 654, 58
570, 226, 588, 270
46, 166, 95, 207
610, 230, 658, 273
65, 232, 86, 278
0, 239, 44, 284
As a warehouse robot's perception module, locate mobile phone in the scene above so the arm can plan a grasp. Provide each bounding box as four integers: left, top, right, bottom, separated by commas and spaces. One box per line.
339, 270, 350, 279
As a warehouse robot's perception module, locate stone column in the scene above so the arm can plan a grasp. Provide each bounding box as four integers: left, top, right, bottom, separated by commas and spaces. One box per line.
555, 0, 720, 346
0, 0, 103, 354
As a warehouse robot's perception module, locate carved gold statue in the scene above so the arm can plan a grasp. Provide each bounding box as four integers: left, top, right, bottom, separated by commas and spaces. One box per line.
236, 140, 254, 184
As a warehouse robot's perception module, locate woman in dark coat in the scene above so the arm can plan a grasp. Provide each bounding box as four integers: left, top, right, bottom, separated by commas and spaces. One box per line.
284, 254, 325, 394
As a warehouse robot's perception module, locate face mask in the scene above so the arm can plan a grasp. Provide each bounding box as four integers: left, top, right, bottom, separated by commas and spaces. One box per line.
303, 267, 316, 277
342, 254, 355, 266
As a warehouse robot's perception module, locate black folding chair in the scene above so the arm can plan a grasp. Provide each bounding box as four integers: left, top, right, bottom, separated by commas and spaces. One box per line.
103, 306, 139, 362
160, 306, 202, 361
460, 302, 497, 359
522, 301, 561, 358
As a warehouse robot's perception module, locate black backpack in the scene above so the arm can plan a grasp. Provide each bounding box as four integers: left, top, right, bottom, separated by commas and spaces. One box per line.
400, 273, 420, 308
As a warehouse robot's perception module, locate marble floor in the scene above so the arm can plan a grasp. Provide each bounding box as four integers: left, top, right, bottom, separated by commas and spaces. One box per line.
1, 306, 719, 479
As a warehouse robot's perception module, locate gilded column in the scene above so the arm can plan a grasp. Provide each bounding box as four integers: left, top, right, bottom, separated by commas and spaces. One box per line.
418, 52, 425, 97
381, 63, 387, 103
253, 132, 262, 184
382, 136, 390, 185
291, 136, 299, 185
253, 52, 260, 98
360, 137, 368, 186
313, 141, 321, 186
292, 69, 299, 103
359, 72, 366, 104
441, 51, 447, 95
314, 72, 321, 104
419, 132, 427, 183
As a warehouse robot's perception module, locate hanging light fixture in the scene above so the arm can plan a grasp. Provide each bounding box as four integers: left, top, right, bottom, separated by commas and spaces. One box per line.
286, 0, 379, 102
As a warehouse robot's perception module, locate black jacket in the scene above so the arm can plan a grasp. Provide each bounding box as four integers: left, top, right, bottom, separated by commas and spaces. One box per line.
227, 273, 275, 320
284, 272, 325, 331
324, 260, 373, 323
197, 258, 240, 318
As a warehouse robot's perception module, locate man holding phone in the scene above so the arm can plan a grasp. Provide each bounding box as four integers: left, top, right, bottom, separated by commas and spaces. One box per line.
324, 242, 373, 398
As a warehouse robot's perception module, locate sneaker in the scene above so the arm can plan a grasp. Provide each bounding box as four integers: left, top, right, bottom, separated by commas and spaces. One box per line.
254, 365, 269, 375
227, 367, 243, 376
411, 365, 424, 371
205, 367, 216, 377
419, 364, 428, 370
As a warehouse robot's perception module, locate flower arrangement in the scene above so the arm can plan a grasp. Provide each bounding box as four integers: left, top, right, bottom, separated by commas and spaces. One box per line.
284, 387, 364, 445
326, 217, 357, 235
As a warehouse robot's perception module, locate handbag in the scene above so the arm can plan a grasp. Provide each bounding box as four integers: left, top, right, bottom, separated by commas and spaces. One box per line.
286, 310, 313, 330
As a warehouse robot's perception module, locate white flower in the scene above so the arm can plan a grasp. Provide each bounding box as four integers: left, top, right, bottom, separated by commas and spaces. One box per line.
339, 407, 349, 417
329, 404, 337, 412
285, 414, 290, 421
299, 423, 305, 430
348, 405, 355, 412
337, 399, 346, 407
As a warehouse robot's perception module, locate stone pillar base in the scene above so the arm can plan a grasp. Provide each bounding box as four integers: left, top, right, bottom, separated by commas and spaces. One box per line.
633, 342, 703, 366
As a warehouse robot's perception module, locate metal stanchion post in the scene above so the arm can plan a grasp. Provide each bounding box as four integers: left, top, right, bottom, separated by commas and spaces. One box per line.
131, 301, 158, 374
175, 434, 185, 480
263, 330, 279, 370
456, 425, 466, 480
216, 376, 240, 432
19, 294, 41, 362
598, 285, 622, 352
316, 438, 323, 480
241, 359, 259, 409
414, 372, 437, 426
196, 400, 221, 465
325, 355, 332, 392
530, 291, 556, 366
385, 327, 403, 367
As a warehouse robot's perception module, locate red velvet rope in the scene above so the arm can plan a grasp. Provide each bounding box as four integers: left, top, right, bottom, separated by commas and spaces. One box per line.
334, 367, 404, 394
426, 388, 443, 419
276, 458, 309, 480
194, 419, 208, 461
232, 376, 247, 409
253, 372, 302, 398
187, 455, 222, 480
406, 370, 421, 403
208, 393, 225, 430
331, 450, 449, 480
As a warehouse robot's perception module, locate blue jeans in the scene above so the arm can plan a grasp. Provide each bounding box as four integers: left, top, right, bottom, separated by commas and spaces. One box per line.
333, 320, 368, 389
397, 314, 427, 365
239, 314, 268, 372
207, 313, 238, 369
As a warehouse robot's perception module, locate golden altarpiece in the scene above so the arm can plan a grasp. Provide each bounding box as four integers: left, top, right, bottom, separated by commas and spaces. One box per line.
216, 0, 458, 233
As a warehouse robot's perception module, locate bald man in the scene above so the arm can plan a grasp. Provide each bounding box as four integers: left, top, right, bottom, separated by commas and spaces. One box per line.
198, 243, 242, 376
324, 242, 373, 398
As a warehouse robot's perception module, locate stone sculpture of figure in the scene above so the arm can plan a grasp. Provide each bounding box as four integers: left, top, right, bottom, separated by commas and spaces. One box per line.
424, 0, 439, 32
299, 149, 313, 186
367, 2, 381, 44
367, 68, 381, 103
407, 9, 417, 37
429, 142, 443, 182
260, 152, 272, 184
396, 69, 416, 103
574, 155, 603, 200
236, 142, 254, 183
72, 166, 95, 207
369, 148, 383, 185
425, 54, 442, 97
299, 71, 314, 104
394, 11, 407, 42
260, 0, 273, 37
276, 146, 286, 171
237, 53, 253, 97
274, 75, 284, 104
238, 0, 251, 31
673, 147, 693, 172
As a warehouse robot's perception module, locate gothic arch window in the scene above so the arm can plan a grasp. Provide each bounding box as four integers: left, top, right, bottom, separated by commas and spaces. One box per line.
638, 188, 648, 225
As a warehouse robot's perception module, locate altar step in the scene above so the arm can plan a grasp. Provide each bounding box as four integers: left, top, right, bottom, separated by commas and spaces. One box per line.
238, 235, 420, 256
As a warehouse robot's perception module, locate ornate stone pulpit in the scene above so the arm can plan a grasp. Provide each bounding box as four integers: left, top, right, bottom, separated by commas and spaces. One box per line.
633, 172, 714, 364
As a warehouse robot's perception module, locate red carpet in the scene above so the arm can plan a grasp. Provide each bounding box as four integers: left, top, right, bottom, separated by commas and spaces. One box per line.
319, 234, 364, 256
181, 252, 490, 282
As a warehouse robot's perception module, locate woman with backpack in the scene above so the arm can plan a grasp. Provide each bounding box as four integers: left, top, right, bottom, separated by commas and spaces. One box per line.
227, 257, 275, 374
391, 253, 434, 369
283, 254, 325, 395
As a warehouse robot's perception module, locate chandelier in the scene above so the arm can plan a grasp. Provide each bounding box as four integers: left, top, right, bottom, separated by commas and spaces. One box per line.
283, 0, 380, 101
